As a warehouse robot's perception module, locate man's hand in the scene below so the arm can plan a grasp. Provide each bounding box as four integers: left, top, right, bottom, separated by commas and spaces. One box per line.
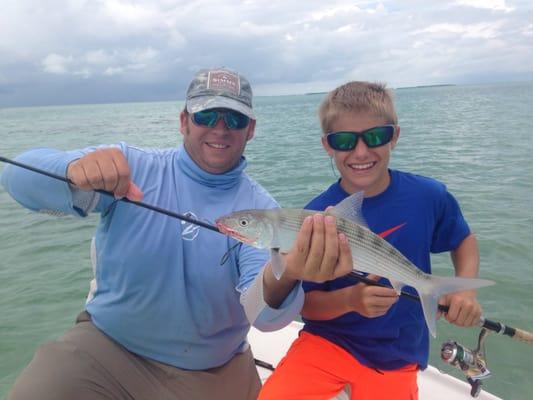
348, 274, 399, 317
283, 214, 353, 283
438, 290, 482, 327
67, 148, 143, 201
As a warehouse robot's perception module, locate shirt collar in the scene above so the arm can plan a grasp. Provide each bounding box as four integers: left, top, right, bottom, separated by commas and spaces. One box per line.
177, 145, 247, 189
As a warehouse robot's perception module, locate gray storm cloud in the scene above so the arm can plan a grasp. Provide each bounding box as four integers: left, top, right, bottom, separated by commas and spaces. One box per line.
1, 0, 532, 107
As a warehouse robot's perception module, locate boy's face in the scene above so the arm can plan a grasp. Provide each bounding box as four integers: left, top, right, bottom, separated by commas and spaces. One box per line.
322, 111, 399, 197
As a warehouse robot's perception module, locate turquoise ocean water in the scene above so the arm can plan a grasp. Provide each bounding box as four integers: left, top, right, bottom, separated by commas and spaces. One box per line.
1, 82, 532, 399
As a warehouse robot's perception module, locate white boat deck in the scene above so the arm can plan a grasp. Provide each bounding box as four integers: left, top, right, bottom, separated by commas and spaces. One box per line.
249, 321, 501, 400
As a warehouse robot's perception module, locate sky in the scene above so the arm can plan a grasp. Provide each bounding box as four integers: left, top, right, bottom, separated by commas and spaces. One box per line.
1, 0, 532, 107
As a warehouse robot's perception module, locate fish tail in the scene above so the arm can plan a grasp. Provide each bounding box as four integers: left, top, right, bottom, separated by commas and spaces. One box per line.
419, 276, 494, 338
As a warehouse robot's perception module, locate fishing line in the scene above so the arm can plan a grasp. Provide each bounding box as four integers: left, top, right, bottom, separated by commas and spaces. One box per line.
220, 242, 242, 266
2, 156, 532, 344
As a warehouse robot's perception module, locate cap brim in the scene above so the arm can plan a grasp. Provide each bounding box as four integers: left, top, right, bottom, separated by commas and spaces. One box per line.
186, 96, 255, 119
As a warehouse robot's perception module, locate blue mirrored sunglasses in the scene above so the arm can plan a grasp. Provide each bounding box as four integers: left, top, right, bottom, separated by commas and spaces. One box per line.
192, 109, 250, 130
326, 125, 395, 151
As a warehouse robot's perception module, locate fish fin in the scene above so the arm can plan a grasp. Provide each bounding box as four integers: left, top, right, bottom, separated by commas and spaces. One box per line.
270, 248, 286, 280
329, 191, 368, 228
419, 276, 495, 338
418, 292, 440, 338
389, 279, 404, 294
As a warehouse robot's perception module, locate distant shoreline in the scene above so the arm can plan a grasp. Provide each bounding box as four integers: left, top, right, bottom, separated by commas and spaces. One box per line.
304, 84, 456, 95
395, 84, 456, 90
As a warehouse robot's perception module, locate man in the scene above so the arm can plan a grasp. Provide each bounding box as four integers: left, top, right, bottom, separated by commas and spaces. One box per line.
1, 67, 352, 400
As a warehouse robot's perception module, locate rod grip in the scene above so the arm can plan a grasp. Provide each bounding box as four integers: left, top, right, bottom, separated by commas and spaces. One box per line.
513, 328, 533, 344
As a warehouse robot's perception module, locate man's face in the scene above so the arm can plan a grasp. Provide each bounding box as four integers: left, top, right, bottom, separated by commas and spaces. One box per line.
180, 109, 255, 174
322, 111, 399, 197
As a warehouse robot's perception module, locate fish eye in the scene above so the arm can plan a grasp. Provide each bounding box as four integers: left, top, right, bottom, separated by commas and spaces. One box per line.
239, 218, 249, 227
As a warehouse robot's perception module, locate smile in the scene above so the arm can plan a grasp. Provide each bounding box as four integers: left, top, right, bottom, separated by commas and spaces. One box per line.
348, 162, 375, 171
206, 142, 229, 149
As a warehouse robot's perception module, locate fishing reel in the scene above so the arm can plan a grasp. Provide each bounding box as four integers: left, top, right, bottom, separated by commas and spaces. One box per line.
440, 328, 492, 398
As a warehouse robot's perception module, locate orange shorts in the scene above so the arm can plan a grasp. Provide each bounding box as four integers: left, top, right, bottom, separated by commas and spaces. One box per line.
258, 331, 418, 400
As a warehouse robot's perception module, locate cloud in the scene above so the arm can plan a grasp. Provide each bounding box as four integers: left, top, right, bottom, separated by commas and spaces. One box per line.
0, 0, 532, 107
39, 47, 161, 80
454, 0, 514, 12
414, 22, 504, 39
85, 50, 114, 66
42, 53, 74, 75
310, 5, 363, 21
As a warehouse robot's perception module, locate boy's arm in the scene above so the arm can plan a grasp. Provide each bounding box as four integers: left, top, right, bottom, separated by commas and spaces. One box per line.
439, 233, 483, 327
301, 276, 398, 320
301, 287, 352, 320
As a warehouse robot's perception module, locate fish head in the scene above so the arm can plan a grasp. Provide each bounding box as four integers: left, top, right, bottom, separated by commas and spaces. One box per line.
216, 210, 275, 248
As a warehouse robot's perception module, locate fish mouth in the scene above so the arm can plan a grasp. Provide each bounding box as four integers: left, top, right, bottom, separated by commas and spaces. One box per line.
216, 221, 252, 243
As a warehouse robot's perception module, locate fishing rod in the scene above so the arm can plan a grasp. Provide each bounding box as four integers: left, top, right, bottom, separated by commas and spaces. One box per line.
2, 156, 532, 345
347, 271, 531, 397
338, 275, 528, 397
348, 272, 533, 344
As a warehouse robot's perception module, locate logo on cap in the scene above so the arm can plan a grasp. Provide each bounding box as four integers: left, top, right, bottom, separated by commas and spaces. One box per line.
207, 71, 240, 96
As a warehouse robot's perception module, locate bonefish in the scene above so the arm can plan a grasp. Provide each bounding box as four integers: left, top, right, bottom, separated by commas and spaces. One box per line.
216, 192, 494, 337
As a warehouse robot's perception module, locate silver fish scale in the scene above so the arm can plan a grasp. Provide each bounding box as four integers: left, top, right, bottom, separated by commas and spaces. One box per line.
272, 209, 428, 286
275, 209, 312, 231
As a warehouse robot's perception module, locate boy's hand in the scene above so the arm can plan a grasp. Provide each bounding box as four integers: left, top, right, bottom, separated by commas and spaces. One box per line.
283, 214, 352, 283
67, 148, 143, 201
438, 290, 482, 327
348, 274, 399, 317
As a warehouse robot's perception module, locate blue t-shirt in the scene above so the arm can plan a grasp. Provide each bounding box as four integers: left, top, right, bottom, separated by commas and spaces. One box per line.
302, 170, 470, 370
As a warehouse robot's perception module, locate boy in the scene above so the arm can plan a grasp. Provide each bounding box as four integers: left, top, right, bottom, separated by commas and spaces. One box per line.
258, 81, 483, 399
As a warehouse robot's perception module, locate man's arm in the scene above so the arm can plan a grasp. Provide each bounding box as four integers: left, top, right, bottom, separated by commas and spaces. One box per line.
67, 147, 143, 201
240, 214, 353, 332
1, 148, 89, 215
262, 214, 352, 308
1, 146, 142, 216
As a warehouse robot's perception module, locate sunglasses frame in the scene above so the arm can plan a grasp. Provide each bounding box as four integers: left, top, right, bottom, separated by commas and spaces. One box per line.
326, 125, 396, 151
191, 108, 250, 130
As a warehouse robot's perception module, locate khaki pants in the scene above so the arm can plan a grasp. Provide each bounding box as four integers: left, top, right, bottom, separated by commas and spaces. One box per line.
8, 312, 261, 400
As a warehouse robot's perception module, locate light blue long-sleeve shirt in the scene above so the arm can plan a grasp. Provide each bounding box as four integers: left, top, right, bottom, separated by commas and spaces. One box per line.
1, 143, 303, 369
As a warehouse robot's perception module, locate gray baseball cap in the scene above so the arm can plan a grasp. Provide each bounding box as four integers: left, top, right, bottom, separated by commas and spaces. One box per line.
185, 67, 255, 119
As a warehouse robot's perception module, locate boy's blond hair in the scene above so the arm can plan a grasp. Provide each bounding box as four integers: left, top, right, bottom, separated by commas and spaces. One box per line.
318, 81, 398, 135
